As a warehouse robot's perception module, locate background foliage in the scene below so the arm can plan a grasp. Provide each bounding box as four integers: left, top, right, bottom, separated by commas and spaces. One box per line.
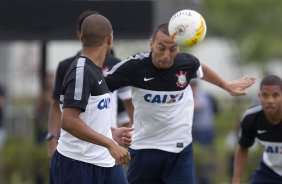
0, 99, 263, 184
202, 0, 282, 63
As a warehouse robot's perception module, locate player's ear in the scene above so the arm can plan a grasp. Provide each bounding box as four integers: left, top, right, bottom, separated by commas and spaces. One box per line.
107, 33, 113, 46
150, 38, 153, 50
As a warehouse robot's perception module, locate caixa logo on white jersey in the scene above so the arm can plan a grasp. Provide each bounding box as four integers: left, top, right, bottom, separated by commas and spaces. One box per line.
264, 145, 282, 154
144, 93, 184, 104
97, 97, 111, 110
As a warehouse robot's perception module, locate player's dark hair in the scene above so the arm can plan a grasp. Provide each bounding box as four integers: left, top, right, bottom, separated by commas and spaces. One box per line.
81, 14, 112, 47
152, 23, 169, 41
260, 74, 282, 90
76, 10, 100, 32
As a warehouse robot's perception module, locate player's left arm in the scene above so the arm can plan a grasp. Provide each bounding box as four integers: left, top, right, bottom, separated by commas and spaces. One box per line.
200, 63, 256, 96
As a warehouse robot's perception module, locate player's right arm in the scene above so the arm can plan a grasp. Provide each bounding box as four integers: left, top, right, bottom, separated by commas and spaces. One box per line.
232, 108, 257, 184
232, 145, 249, 184
47, 99, 61, 163
47, 60, 68, 163
62, 107, 131, 165
200, 63, 256, 96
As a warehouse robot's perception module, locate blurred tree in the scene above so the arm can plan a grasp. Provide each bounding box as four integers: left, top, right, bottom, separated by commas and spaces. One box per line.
202, 0, 282, 63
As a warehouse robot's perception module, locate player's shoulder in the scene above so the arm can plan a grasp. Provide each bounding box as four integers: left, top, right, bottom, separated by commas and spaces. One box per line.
241, 105, 263, 124
57, 54, 78, 68
174, 53, 200, 68
127, 52, 150, 62
116, 52, 150, 68
176, 53, 199, 61
242, 105, 262, 117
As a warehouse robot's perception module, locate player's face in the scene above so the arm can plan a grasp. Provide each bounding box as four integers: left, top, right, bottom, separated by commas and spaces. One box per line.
259, 85, 282, 116
150, 31, 179, 69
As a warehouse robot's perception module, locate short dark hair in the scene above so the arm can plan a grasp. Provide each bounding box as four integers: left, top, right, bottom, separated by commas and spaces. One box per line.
76, 10, 100, 32
151, 23, 169, 41
81, 14, 112, 47
260, 74, 282, 90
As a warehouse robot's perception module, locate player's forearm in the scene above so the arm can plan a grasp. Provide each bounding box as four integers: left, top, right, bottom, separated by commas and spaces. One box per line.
232, 146, 249, 184
62, 110, 115, 149
48, 100, 62, 137
201, 63, 229, 92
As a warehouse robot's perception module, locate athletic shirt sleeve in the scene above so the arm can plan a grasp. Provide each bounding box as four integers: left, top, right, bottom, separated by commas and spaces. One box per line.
238, 113, 257, 148
185, 53, 202, 79
62, 61, 93, 112
105, 57, 137, 91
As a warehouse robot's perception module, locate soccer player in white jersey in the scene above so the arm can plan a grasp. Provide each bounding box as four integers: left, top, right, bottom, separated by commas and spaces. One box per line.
47, 10, 133, 164
104, 23, 256, 183
232, 75, 282, 184
49, 14, 130, 184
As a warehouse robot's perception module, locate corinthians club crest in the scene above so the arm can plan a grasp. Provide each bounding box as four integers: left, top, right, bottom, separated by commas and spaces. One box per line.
175, 70, 187, 88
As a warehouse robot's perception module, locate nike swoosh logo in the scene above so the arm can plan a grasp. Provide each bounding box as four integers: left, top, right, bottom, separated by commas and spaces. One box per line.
98, 80, 103, 85
144, 77, 154, 81
257, 130, 267, 134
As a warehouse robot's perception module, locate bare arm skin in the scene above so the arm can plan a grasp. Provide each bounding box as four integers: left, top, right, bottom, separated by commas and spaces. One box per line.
47, 99, 61, 163
62, 107, 131, 165
201, 63, 256, 96
47, 99, 133, 163
232, 145, 249, 184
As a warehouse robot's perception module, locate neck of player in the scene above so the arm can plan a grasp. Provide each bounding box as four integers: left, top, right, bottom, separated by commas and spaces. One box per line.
81, 46, 107, 68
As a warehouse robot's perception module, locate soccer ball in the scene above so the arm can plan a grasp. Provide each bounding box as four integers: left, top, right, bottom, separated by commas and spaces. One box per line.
168, 9, 207, 47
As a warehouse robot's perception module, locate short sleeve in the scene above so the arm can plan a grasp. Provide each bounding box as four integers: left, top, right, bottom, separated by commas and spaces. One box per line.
238, 114, 257, 148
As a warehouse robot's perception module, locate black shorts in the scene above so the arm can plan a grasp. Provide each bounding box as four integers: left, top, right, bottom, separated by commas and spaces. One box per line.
250, 161, 282, 184
127, 144, 195, 184
50, 150, 128, 184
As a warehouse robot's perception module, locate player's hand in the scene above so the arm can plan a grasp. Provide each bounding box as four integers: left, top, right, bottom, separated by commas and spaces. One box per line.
112, 127, 134, 148
107, 141, 131, 165
226, 76, 256, 96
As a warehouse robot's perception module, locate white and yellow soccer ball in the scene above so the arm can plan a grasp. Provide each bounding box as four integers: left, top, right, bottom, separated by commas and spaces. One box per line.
168, 9, 207, 47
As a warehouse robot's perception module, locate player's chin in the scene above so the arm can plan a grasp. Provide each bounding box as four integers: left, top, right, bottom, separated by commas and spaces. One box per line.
264, 107, 276, 114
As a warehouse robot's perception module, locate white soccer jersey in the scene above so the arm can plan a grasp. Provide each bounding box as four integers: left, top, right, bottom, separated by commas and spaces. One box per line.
105, 52, 203, 153
108, 87, 131, 128
57, 57, 115, 167
239, 105, 282, 176
102, 55, 131, 128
